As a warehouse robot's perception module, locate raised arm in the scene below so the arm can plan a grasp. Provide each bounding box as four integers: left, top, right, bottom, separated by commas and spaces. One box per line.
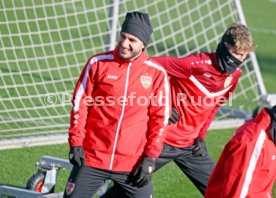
151, 55, 199, 78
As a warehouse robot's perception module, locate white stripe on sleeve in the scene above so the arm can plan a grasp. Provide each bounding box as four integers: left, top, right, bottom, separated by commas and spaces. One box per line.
189, 75, 232, 97
73, 54, 114, 112
145, 60, 170, 125
240, 129, 266, 198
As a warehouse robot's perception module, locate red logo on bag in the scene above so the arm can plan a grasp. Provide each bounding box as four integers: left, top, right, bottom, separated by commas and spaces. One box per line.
65, 181, 75, 195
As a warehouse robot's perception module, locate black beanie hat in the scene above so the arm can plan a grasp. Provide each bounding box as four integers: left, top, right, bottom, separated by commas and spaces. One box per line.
121, 11, 153, 46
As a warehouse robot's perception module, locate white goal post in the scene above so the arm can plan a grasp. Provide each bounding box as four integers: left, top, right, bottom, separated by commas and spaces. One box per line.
0, 0, 267, 149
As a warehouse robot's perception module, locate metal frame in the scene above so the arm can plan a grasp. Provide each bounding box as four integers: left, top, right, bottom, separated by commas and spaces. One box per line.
261, 94, 276, 107
106, 0, 120, 51
234, 0, 267, 95
0, 156, 110, 198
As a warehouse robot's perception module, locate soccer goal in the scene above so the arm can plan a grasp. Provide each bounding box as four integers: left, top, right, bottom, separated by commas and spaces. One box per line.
0, 0, 267, 149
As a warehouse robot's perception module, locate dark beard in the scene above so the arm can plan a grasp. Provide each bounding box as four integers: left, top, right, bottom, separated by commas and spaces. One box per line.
216, 42, 243, 74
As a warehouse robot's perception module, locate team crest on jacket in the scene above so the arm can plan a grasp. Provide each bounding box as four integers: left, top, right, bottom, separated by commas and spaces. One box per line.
224, 76, 233, 88
65, 181, 75, 195
140, 75, 152, 89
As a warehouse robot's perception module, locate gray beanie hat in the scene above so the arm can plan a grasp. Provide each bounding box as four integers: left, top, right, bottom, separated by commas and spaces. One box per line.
121, 11, 153, 46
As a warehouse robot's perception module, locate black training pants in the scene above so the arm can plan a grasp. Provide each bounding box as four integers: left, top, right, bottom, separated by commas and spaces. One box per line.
155, 143, 215, 195
101, 142, 215, 197
63, 166, 153, 198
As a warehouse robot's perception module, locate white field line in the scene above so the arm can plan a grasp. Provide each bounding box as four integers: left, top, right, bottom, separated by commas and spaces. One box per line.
251, 27, 276, 35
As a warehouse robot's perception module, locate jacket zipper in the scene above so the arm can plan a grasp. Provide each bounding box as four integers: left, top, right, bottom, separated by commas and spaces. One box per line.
109, 62, 132, 170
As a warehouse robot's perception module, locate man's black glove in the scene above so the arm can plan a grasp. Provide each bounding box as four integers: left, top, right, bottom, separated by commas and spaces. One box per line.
168, 108, 180, 124
192, 137, 208, 157
132, 157, 156, 187
69, 146, 86, 167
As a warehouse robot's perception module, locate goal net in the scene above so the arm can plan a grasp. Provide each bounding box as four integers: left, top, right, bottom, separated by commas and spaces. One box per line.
0, 0, 266, 146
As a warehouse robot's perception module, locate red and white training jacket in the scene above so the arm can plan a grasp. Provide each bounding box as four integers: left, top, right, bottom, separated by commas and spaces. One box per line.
68, 47, 170, 172
205, 109, 276, 198
152, 52, 241, 148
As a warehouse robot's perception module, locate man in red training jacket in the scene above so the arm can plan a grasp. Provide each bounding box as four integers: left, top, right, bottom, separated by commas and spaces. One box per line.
205, 106, 276, 198
147, 23, 256, 195
63, 11, 170, 198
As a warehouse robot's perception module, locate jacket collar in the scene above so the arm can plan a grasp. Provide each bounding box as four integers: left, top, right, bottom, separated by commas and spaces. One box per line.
113, 46, 148, 66
266, 107, 276, 145
255, 108, 276, 145
208, 52, 234, 76
215, 42, 243, 74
